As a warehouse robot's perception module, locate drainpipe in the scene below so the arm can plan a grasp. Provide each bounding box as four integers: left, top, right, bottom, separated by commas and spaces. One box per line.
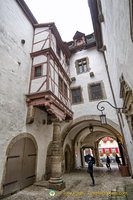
102, 51, 132, 174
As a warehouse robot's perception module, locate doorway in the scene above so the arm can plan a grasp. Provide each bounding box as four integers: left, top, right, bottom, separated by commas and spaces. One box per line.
3, 137, 37, 195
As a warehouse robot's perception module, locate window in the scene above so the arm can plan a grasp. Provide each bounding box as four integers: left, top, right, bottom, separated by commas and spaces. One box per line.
59, 76, 63, 93
71, 87, 82, 104
58, 76, 68, 98
88, 81, 106, 101
64, 83, 67, 98
91, 84, 102, 100
112, 148, 116, 154
75, 57, 89, 74
34, 65, 42, 78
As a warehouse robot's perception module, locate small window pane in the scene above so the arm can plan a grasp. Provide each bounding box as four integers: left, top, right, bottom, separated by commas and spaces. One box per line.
79, 66, 83, 73
78, 61, 82, 65
83, 64, 87, 72
71, 88, 81, 103
35, 66, 41, 77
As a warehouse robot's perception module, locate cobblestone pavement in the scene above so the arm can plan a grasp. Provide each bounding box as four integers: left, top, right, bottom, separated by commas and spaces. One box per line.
2, 164, 133, 200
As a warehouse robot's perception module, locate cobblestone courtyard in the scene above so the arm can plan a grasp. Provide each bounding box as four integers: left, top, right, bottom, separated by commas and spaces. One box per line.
2, 164, 133, 200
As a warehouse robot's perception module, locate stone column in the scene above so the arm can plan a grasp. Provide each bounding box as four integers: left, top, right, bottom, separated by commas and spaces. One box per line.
47, 120, 65, 190
94, 142, 102, 167
80, 148, 84, 168
71, 140, 75, 170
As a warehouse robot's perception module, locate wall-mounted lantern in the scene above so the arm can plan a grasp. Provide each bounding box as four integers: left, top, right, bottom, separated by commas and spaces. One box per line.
97, 100, 124, 125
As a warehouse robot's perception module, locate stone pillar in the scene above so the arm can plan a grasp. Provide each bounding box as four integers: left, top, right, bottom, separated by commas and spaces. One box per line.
94, 142, 102, 167
71, 140, 75, 170
47, 120, 65, 190
80, 148, 85, 168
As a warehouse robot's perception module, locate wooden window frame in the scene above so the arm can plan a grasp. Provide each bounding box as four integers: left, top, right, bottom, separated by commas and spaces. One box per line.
88, 81, 107, 102
33, 64, 43, 79
59, 76, 63, 94
58, 76, 68, 99
71, 86, 84, 105
75, 57, 90, 75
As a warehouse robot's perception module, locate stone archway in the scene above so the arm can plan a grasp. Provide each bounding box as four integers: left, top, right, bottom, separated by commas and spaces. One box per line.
61, 115, 122, 146
61, 115, 126, 169
3, 133, 37, 196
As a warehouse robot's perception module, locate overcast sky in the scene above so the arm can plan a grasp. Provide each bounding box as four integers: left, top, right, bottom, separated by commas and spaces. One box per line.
24, 0, 93, 42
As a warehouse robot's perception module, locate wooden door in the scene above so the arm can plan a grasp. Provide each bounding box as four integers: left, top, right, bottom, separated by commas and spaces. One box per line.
3, 137, 36, 195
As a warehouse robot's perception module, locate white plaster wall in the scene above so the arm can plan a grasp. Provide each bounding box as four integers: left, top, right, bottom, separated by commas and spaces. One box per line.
26, 108, 53, 181
70, 47, 118, 124
0, 0, 53, 193
33, 28, 49, 52
31, 77, 46, 93
33, 55, 47, 65
100, 0, 133, 173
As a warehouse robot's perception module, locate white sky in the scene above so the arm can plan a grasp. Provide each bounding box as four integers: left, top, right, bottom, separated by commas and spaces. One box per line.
24, 0, 93, 42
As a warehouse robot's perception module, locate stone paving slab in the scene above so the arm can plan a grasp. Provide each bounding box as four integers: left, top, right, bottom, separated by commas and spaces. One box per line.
1, 164, 133, 200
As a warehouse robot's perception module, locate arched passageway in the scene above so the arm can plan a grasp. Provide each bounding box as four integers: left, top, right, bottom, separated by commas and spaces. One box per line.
3, 134, 37, 196
61, 115, 127, 172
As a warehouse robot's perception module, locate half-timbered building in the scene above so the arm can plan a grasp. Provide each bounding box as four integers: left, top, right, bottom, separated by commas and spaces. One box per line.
0, 0, 133, 197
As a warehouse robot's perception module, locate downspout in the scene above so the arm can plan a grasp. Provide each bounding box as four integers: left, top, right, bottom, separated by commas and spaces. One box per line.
102, 51, 132, 175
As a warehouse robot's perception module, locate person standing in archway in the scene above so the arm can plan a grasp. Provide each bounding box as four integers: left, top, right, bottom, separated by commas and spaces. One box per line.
115, 154, 121, 168
106, 156, 111, 170
87, 155, 95, 186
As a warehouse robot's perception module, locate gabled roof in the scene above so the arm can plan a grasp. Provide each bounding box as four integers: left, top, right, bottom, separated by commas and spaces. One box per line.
34, 23, 71, 57
73, 31, 85, 40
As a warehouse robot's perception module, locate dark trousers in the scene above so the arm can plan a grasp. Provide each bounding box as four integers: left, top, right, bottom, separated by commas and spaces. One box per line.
89, 171, 95, 185
106, 163, 111, 169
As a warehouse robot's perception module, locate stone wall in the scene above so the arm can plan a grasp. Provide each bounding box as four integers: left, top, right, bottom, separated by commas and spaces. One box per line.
0, 0, 53, 194
100, 0, 133, 174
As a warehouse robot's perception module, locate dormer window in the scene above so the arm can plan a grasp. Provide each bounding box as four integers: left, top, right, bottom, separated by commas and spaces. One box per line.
73, 31, 85, 47
76, 38, 84, 46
